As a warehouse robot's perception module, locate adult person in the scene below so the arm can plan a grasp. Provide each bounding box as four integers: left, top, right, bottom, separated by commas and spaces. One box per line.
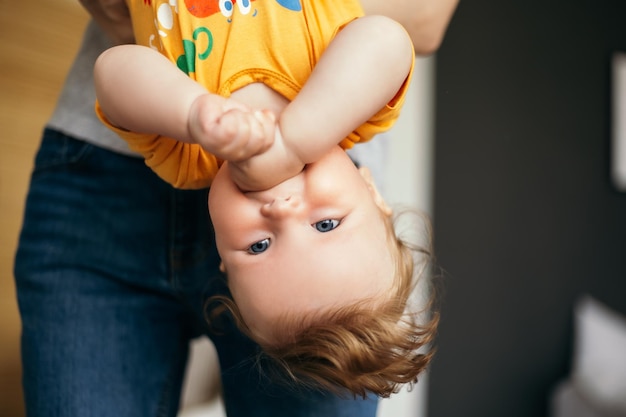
13, 0, 458, 416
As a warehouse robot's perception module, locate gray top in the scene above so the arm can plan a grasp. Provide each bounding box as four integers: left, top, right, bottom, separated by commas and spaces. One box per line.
47, 21, 138, 157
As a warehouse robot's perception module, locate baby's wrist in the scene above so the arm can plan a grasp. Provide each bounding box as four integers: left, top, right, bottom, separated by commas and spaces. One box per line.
187, 93, 225, 145
274, 123, 306, 169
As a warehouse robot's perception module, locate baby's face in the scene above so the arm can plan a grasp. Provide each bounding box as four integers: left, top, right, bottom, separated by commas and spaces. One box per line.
208, 146, 394, 344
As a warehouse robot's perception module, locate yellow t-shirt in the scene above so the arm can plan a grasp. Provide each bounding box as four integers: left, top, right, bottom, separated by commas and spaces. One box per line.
97, 0, 413, 189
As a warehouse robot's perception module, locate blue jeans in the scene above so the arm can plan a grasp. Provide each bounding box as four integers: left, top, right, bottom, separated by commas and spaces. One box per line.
14, 129, 378, 417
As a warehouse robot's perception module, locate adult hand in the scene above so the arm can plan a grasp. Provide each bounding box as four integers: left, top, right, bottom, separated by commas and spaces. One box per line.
360, 0, 459, 55
79, 0, 134, 45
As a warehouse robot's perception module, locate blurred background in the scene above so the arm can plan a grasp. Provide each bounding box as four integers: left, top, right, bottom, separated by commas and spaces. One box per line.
3, 0, 626, 416
429, 0, 626, 416
0, 1, 89, 415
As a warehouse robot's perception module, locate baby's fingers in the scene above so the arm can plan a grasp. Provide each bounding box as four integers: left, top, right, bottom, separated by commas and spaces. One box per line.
215, 109, 274, 161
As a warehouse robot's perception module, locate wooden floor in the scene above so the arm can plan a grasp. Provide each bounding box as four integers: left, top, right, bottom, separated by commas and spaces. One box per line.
0, 1, 88, 415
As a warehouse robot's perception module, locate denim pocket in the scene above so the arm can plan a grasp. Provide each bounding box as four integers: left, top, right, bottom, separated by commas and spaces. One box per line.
32, 129, 95, 175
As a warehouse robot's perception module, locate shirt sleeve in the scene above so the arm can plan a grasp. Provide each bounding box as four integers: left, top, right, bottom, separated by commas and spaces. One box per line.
95, 101, 222, 189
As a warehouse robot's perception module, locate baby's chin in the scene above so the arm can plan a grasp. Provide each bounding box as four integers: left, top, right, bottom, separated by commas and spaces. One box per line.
242, 173, 306, 205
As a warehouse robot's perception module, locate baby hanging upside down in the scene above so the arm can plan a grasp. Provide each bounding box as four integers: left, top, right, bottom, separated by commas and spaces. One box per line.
94, 0, 440, 397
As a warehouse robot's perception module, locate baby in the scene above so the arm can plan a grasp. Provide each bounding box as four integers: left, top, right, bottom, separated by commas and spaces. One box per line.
95, 0, 438, 397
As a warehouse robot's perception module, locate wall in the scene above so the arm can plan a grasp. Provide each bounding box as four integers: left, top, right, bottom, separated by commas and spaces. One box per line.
0, 1, 88, 416
379, 56, 437, 417
429, 0, 626, 416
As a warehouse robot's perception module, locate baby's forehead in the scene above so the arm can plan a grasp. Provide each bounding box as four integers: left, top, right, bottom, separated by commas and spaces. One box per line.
229, 244, 395, 324
257, 292, 393, 346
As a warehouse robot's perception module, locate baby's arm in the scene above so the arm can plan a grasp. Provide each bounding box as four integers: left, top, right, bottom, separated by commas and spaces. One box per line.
229, 1, 460, 191
227, 15, 414, 191
94, 44, 275, 163
282, 15, 413, 162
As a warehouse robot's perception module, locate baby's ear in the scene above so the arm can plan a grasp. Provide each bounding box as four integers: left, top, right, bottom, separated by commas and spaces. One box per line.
359, 167, 393, 217
219, 261, 226, 273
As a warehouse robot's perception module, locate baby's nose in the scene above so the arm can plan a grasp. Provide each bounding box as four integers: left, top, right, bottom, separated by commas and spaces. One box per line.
260, 196, 304, 219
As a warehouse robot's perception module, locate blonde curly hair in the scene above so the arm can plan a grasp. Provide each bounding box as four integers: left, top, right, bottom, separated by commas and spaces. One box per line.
208, 212, 439, 398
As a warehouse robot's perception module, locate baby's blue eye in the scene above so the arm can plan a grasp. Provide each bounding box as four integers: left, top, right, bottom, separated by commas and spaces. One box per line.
314, 219, 340, 232
248, 238, 270, 254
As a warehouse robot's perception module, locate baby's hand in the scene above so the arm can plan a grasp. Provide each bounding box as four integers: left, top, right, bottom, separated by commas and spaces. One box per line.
227, 125, 305, 192
188, 94, 276, 162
